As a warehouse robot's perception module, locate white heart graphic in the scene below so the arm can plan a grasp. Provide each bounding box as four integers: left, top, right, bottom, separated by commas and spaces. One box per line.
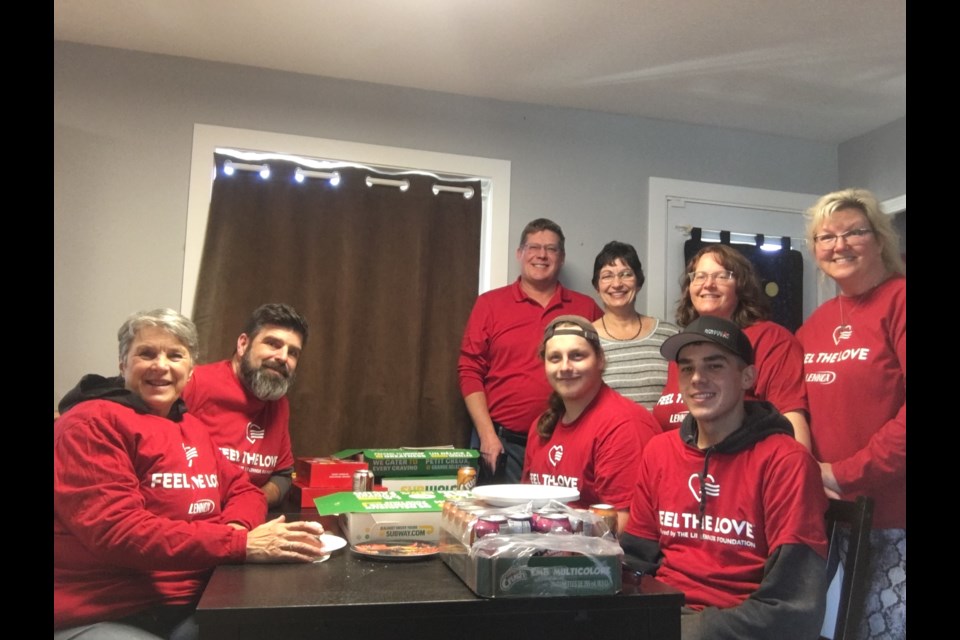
548, 445, 563, 467
687, 473, 719, 502
832, 324, 853, 345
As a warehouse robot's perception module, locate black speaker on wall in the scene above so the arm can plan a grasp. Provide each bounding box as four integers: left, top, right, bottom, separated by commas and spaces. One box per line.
684, 233, 803, 333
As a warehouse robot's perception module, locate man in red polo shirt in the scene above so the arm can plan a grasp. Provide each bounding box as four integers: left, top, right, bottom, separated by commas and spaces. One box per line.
458, 219, 601, 483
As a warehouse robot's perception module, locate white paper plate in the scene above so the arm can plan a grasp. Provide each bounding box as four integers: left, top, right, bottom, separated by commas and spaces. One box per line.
319, 533, 347, 553
472, 484, 580, 507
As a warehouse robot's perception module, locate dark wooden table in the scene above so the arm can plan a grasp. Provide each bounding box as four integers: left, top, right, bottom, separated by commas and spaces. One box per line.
196, 514, 683, 640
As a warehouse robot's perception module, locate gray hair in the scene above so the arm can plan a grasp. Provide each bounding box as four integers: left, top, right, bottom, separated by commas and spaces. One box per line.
806, 188, 904, 276
117, 308, 200, 363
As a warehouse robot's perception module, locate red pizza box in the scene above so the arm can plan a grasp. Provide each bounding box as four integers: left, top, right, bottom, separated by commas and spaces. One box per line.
294, 456, 369, 488
289, 482, 342, 508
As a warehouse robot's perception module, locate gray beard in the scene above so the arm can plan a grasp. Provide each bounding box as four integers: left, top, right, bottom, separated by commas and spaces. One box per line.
239, 357, 294, 402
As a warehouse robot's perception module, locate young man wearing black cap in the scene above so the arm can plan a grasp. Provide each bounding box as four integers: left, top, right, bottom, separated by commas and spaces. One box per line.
620, 316, 828, 640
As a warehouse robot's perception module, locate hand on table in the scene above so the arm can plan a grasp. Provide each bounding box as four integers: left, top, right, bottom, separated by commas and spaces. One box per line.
245, 515, 326, 563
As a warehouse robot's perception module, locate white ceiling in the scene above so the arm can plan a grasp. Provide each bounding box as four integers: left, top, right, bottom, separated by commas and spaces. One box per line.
54, 0, 905, 144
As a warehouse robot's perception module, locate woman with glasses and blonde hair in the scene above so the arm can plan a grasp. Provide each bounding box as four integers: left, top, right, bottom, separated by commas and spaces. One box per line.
591, 241, 679, 411
797, 188, 905, 639
652, 244, 812, 450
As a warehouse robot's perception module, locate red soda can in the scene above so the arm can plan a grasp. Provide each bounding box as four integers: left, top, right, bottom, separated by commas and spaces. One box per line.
540, 513, 573, 534
474, 515, 507, 540
531, 506, 558, 531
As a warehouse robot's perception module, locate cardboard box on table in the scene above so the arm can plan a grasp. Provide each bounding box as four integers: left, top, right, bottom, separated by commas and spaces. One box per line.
314, 490, 470, 545
440, 502, 622, 598
334, 449, 479, 478
289, 482, 341, 509
294, 456, 369, 488
379, 476, 459, 492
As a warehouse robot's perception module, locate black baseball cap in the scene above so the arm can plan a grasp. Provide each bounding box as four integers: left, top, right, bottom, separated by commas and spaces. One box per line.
660, 316, 755, 365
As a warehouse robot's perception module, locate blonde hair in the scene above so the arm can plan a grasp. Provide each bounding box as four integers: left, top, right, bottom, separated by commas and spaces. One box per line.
805, 188, 904, 276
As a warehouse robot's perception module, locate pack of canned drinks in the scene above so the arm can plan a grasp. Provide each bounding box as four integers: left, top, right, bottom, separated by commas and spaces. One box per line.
439, 498, 623, 597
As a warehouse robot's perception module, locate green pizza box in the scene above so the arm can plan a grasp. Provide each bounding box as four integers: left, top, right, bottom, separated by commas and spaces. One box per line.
334, 448, 479, 477
314, 490, 470, 545
379, 476, 460, 492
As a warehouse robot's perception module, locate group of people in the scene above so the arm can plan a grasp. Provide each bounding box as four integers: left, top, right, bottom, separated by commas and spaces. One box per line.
459, 188, 905, 639
54, 304, 322, 639
53, 187, 903, 640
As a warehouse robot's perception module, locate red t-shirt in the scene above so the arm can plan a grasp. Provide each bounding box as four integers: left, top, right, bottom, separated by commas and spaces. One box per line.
182, 360, 294, 487
522, 384, 661, 509
624, 413, 827, 610
797, 276, 906, 529
458, 278, 602, 432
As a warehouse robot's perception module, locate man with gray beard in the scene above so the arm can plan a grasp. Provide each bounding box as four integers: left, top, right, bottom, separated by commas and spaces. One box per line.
183, 304, 308, 506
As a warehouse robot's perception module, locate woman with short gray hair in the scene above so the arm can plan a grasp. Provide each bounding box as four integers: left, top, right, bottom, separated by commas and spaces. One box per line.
54, 308, 327, 639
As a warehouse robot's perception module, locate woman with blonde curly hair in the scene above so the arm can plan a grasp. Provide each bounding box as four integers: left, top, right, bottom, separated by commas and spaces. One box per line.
797, 188, 905, 639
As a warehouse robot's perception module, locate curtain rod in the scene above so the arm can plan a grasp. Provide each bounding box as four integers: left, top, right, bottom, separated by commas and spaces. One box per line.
676, 225, 802, 250
220, 158, 475, 198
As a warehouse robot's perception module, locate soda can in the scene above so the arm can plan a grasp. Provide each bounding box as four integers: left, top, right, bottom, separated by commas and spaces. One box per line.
530, 507, 558, 532
474, 515, 507, 540
457, 466, 477, 490
352, 469, 375, 492
534, 513, 572, 534
505, 513, 533, 534
590, 503, 618, 537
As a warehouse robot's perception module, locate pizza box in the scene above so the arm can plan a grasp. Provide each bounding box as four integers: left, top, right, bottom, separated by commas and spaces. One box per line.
314, 490, 471, 545
379, 476, 460, 492
288, 482, 342, 508
294, 456, 369, 488
334, 448, 479, 478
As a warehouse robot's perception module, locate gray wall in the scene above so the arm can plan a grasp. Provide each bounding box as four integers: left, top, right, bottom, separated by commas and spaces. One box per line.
57, 41, 894, 406
838, 117, 906, 201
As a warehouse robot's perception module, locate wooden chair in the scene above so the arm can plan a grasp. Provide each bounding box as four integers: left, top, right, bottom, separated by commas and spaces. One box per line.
820, 496, 874, 640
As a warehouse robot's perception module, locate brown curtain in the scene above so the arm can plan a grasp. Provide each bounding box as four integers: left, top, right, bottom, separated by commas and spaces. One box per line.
192, 153, 481, 456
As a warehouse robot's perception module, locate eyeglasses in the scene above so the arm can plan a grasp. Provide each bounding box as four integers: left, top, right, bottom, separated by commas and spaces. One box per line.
813, 228, 874, 249
522, 243, 561, 255
688, 270, 735, 285
598, 270, 636, 284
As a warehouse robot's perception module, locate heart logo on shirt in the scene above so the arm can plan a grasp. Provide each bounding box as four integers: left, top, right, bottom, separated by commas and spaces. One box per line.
832, 324, 853, 345
182, 443, 198, 468
245, 422, 265, 444
548, 445, 564, 467
687, 473, 719, 502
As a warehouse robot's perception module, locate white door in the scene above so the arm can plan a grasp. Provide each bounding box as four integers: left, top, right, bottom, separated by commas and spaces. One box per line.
646, 178, 831, 325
